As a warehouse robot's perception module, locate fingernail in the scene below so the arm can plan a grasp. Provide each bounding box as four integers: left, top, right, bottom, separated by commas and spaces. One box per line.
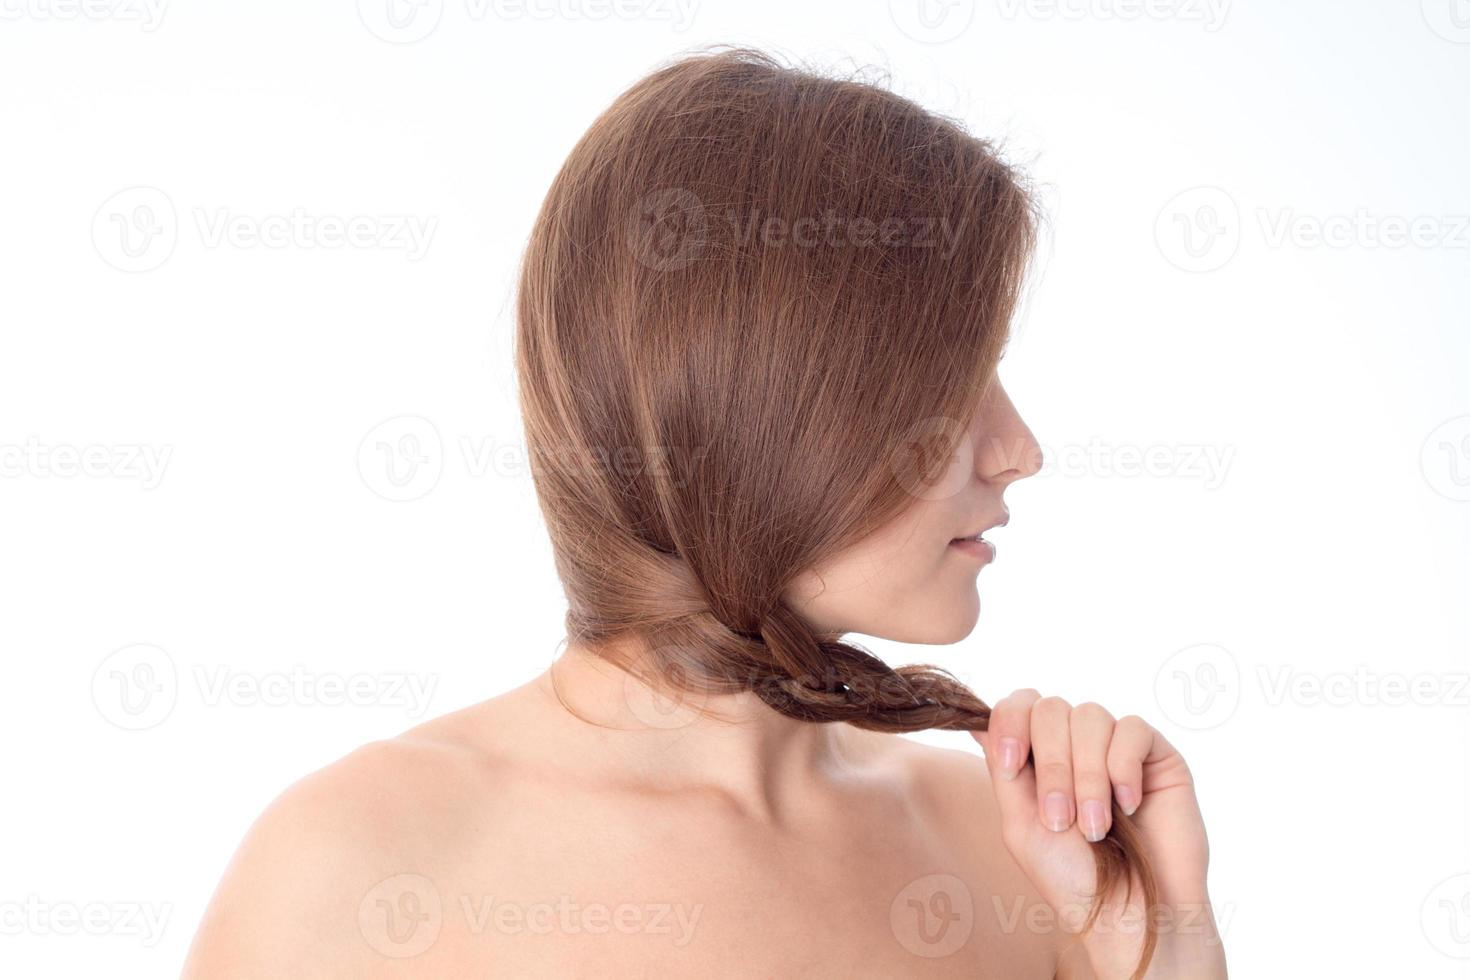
1081, 800, 1108, 841
1043, 791, 1071, 832
999, 738, 1021, 780
1116, 784, 1139, 816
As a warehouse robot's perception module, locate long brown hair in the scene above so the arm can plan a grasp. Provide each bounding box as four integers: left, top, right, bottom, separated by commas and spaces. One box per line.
515, 46, 1157, 977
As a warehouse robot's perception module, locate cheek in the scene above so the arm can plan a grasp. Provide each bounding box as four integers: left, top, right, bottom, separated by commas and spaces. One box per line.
784, 511, 984, 642
846, 510, 953, 593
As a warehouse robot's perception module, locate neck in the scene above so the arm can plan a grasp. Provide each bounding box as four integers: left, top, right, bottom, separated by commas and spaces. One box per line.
541, 636, 856, 824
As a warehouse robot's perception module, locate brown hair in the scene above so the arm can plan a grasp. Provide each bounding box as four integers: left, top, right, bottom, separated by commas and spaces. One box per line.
516, 46, 1157, 977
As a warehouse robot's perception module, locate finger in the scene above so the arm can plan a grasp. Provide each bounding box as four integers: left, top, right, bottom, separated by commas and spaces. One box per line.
980, 687, 1039, 782
972, 689, 1042, 832
1029, 695, 1074, 832
1069, 702, 1117, 842
1105, 714, 1158, 816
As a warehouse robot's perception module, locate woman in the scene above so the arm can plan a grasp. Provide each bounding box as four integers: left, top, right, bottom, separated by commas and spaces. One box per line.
183, 47, 1226, 979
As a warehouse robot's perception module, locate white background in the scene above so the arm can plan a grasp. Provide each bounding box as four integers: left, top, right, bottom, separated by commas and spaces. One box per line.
2, 1, 1468, 977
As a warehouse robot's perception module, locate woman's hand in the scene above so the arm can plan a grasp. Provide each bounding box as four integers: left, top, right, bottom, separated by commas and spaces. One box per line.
971, 690, 1227, 979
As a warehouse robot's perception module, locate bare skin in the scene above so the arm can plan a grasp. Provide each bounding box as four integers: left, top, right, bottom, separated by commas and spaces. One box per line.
183, 651, 1086, 979
182, 645, 1224, 979
183, 378, 1226, 978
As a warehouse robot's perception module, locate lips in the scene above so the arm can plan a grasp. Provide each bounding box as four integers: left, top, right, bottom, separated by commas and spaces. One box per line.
952, 509, 1009, 541
948, 535, 997, 562
948, 509, 1007, 562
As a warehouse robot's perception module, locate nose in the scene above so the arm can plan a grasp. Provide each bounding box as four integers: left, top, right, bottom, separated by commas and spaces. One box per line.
974, 381, 1042, 485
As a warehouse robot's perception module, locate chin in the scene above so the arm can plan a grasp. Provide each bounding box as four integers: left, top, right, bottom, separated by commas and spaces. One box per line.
879, 590, 981, 645
939, 591, 982, 643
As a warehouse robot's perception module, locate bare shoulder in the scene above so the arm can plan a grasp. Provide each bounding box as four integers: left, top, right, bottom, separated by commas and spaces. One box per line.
845, 728, 1004, 837
181, 687, 540, 979
845, 728, 1082, 979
